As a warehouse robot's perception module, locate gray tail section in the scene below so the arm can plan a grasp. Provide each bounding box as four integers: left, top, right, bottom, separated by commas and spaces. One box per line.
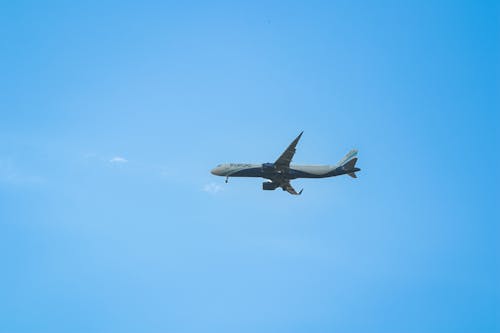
338, 149, 358, 167
341, 156, 359, 178
343, 157, 357, 170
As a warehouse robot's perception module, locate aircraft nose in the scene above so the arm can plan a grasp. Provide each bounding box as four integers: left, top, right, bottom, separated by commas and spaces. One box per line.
211, 167, 220, 175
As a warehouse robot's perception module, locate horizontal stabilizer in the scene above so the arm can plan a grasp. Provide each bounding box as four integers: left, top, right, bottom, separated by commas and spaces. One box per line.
343, 157, 359, 178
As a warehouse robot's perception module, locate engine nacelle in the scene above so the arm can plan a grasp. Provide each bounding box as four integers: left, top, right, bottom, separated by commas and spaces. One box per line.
262, 163, 276, 173
263, 181, 280, 191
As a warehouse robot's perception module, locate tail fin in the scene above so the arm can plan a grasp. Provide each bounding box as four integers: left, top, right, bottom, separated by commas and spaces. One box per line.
338, 149, 358, 167
342, 157, 359, 178
342, 157, 358, 170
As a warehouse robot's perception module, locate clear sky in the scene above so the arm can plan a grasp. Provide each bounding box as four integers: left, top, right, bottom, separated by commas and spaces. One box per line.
1, 1, 498, 332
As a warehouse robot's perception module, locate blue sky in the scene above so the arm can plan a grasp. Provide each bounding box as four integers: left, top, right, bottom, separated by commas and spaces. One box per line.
1, 1, 498, 332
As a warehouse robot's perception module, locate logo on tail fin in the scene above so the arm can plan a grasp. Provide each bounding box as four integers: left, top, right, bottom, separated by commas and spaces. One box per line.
338, 149, 358, 167
342, 157, 358, 170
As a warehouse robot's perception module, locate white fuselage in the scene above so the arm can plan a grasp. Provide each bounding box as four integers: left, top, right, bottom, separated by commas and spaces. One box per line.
209, 132, 359, 194
211, 163, 341, 179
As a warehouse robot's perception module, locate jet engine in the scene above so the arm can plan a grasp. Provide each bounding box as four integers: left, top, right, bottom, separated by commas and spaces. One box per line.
262, 181, 280, 191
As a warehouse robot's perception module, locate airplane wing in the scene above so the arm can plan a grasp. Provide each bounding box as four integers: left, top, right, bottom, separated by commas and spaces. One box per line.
274, 131, 303, 170
281, 181, 303, 195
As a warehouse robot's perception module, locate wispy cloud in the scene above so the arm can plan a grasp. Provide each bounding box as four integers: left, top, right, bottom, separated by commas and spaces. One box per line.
203, 182, 223, 194
109, 156, 128, 164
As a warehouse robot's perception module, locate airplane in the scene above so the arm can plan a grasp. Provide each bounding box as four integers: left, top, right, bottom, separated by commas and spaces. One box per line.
210, 132, 360, 195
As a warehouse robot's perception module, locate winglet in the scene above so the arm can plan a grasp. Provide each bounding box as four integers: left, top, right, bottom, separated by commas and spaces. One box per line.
298, 189, 303, 195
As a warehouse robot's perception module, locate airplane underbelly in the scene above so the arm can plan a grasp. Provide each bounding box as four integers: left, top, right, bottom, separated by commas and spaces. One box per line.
229, 168, 264, 177
289, 166, 333, 178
